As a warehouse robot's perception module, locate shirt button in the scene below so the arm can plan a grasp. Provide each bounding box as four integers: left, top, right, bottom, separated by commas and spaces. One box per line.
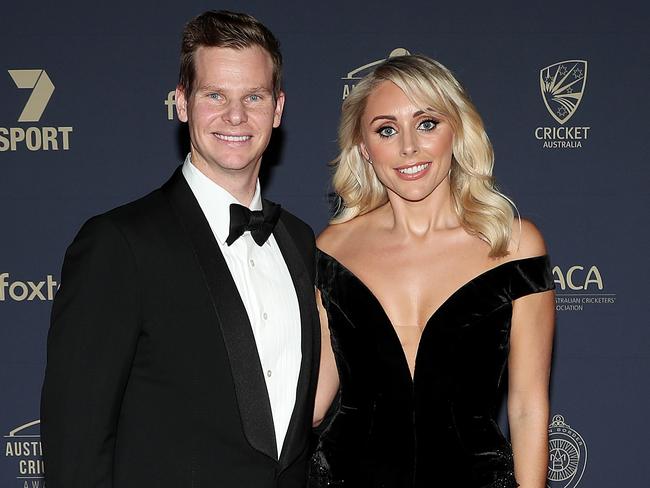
263, 312, 268, 320
249, 259, 255, 268
267, 370, 272, 378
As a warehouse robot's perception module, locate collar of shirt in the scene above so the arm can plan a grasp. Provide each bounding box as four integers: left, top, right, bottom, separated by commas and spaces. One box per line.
181, 153, 266, 246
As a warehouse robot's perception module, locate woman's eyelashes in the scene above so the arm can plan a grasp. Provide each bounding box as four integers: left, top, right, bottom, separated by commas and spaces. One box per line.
418, 118, 439, 131
375, 118, 440, 139
377, 126, 397, 138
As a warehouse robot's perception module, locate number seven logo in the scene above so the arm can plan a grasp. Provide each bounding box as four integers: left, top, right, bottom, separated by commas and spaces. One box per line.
8, 69, 55, 122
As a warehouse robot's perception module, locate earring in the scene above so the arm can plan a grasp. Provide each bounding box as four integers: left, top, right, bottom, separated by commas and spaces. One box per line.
366, 158, 373, 165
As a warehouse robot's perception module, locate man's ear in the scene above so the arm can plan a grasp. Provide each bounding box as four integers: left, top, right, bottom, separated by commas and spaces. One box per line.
273, 91, 285, 128
175, 86, 189, 123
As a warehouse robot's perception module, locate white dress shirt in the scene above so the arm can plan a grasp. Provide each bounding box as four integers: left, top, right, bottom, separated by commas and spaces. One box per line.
182, 155, 302, 456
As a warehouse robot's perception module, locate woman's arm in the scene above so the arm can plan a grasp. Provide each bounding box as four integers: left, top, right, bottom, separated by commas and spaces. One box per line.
508, 288, 555, 487
313, 288, 340, 426
508, 220, 555, 488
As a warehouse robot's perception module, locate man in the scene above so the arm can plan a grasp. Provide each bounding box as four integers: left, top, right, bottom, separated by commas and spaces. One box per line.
41, 11, 319, 488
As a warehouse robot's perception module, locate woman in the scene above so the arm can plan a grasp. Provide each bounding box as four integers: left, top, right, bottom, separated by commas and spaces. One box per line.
310, 55, 555, 488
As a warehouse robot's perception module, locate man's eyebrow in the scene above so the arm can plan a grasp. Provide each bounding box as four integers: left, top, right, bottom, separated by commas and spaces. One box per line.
196, 84, 223, 92
195, 85, 272, 94
246, 86, 272, 93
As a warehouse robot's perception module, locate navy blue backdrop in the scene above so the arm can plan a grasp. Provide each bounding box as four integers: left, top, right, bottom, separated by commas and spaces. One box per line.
1, 1, 648, 486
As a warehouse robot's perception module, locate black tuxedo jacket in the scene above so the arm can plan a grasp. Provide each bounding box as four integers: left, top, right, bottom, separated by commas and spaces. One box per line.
41, 168, 320, 488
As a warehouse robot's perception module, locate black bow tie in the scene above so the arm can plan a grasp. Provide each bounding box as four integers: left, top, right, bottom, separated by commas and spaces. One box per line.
226, 201, 281, 246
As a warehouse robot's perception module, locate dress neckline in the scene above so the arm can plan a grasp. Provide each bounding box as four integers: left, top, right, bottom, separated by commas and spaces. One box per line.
317, 249, 548, 383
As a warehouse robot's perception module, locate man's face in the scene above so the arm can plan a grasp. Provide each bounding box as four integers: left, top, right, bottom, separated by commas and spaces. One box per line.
176, 46, 284, 180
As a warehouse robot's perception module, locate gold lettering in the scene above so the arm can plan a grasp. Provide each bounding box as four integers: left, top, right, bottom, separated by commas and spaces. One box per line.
165, 91, 176, 120
584, 266, 604, 290
566, 265, 585, 290
0, 127, 8, 151
43, 127, 58, 150
552, 266, 566, 290
59, 127, 73, 150
26, 127, 42, 151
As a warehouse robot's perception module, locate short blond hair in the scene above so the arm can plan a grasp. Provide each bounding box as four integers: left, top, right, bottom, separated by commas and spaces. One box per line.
331, 54, 515, 257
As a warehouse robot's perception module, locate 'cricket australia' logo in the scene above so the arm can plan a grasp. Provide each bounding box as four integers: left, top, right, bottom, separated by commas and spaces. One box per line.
540, 60, 587, 125
547, 414, 587, 488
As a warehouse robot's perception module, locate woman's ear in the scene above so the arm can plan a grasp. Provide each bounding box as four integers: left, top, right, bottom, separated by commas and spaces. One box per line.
358, 143, 371, 163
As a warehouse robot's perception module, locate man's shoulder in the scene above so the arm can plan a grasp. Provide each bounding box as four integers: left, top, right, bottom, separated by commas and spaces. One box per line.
271, 202, 312, 237
272, 203, 316, 255
106, 187, 167, 222
76, 171, 181, 243
84, 187, 165, 233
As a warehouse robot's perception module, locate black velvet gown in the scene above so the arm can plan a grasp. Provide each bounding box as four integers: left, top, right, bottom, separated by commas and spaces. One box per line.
309, 250, 554, 488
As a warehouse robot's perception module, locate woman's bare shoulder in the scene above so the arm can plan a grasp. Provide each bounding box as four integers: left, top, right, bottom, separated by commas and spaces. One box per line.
317, 219, 361, 257
508, 218, 548, 259
317, 208, 385, 258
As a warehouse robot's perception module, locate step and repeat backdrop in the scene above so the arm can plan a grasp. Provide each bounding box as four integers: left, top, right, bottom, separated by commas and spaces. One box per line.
1, 1, 648, 486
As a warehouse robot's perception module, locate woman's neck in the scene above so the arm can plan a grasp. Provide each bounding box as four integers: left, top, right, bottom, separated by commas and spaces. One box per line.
384, 179, 459, 237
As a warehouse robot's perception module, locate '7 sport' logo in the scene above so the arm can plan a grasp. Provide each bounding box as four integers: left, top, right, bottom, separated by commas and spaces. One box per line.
1, 69, 73, 151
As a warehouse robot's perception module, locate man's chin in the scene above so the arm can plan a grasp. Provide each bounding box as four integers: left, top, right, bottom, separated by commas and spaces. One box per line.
214, 157, 262, 175
192, 150, 260, 173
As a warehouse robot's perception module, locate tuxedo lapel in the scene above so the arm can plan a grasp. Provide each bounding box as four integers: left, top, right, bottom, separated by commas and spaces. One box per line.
270, 210, 318, 467
162, 168, 278, 461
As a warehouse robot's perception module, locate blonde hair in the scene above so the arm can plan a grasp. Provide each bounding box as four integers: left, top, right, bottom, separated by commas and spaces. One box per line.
331, 54, 515, 257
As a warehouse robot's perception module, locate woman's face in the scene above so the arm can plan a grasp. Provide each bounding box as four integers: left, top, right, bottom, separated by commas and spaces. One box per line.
359, 80, 454, 203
